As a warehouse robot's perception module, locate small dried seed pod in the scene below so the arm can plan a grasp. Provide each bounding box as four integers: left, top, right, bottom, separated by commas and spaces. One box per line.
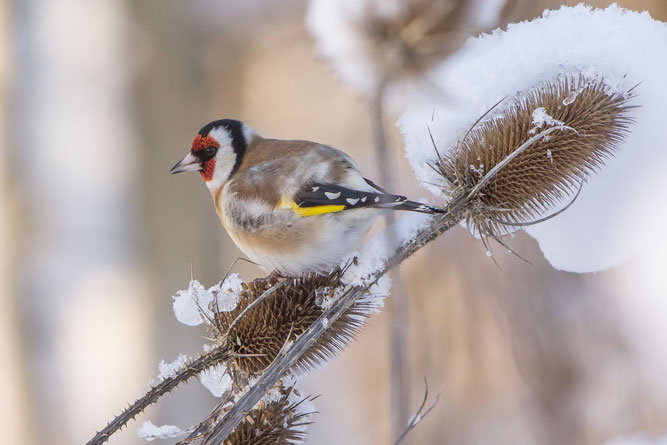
223, 385, 315, 445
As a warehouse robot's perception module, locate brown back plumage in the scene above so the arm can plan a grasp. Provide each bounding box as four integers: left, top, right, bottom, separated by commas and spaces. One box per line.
227, 138, 356, 208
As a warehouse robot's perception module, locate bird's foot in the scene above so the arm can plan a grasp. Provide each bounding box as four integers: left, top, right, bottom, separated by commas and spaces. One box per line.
252, 270, 285, 289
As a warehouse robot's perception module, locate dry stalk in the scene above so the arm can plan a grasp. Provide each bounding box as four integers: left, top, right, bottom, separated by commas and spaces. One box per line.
394, 377, 444, 445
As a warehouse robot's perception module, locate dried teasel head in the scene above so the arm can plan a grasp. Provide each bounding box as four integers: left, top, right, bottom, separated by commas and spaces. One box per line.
310, 0, 521, 94
362, 0, 470, 81
435, 74, 636, 240
222, 385, 315, 445
211, 270, 379, 376
361, 0, 521, 85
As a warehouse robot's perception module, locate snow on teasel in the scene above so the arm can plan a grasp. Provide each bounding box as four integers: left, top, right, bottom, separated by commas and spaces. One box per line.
172, 273, 244, 326
399, 4, 667, 272
138, 421, 184, 442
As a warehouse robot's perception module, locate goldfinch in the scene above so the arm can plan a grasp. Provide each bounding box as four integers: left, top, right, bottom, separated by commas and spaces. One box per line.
171, 119, 442, 276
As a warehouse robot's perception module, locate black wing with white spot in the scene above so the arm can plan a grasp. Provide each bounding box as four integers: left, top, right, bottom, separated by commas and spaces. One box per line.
294, 183, 443, 215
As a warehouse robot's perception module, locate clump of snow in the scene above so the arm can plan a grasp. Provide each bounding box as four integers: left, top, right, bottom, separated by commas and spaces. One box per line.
315, 286, 335, 309
172, 274, 243, 326
138, 421, 184, 441
199, 363, 232, 398
201, 342, 216, 353
364, 274, 391, 314
214, 273, 244, 312
343, 212, 433, 285
399, 4, 667, 273
529, 107, 564, 134
157, 354, 188, 381
172, 280, 209, 326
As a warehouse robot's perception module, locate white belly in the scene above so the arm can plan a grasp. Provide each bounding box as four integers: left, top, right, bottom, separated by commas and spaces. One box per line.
224, 207, 377, 276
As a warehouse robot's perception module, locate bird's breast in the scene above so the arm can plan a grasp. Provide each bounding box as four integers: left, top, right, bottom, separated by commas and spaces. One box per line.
214, 185, 377, 275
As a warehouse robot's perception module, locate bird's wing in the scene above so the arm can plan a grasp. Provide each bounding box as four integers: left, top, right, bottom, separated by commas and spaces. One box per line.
231, 140, 440, 216
280, 182, 439, 216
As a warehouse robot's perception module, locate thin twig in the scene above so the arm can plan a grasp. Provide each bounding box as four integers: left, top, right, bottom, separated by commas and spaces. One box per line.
394, 377, 444, 445
218, 257, 258, 286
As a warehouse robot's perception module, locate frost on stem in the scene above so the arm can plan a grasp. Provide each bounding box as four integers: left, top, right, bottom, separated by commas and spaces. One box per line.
172, 274, 244, 326
138, 421, 184, 442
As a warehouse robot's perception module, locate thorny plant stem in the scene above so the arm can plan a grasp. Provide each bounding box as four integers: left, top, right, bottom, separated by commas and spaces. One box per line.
86, 346, 232, 445
197, 204, 465, 445
370, 77, 411, 439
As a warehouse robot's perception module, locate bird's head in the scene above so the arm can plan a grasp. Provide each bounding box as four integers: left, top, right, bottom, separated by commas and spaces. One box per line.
170, 119, 255, 190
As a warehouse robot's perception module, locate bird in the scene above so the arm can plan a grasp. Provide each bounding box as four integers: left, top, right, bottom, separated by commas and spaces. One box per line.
171, 119, 443, 277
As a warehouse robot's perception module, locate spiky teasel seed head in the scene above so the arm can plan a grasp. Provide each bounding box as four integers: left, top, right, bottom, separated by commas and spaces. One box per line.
211, 270, 379, 376
222, 385, 315, 445
435, 74, 636, 239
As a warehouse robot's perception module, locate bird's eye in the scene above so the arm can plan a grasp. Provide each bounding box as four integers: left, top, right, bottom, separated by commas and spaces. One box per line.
204, 146, 217, 157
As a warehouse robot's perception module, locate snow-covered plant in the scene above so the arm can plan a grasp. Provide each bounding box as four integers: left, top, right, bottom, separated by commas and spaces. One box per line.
429, 74, 634, 242
401, 4, 667, 272
87, 271, 389, 445
86, 4, 667, 445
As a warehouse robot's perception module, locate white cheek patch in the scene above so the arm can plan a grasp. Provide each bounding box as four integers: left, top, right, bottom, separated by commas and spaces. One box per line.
206, 127, 237, 191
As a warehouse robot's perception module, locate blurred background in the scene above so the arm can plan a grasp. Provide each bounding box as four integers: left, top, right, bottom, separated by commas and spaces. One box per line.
1, 1, 666, 444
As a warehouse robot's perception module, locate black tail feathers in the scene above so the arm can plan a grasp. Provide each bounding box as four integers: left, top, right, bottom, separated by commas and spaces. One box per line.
387, 198, 445, 214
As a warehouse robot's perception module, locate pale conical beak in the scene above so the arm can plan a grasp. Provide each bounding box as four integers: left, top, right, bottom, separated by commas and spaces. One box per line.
170, 151, 202, 174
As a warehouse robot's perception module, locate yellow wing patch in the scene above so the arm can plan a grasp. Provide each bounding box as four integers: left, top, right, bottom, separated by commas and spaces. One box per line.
278, 197, 345, 217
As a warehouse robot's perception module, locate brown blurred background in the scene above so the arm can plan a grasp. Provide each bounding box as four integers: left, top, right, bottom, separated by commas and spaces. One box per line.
1, 1, 666, 444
